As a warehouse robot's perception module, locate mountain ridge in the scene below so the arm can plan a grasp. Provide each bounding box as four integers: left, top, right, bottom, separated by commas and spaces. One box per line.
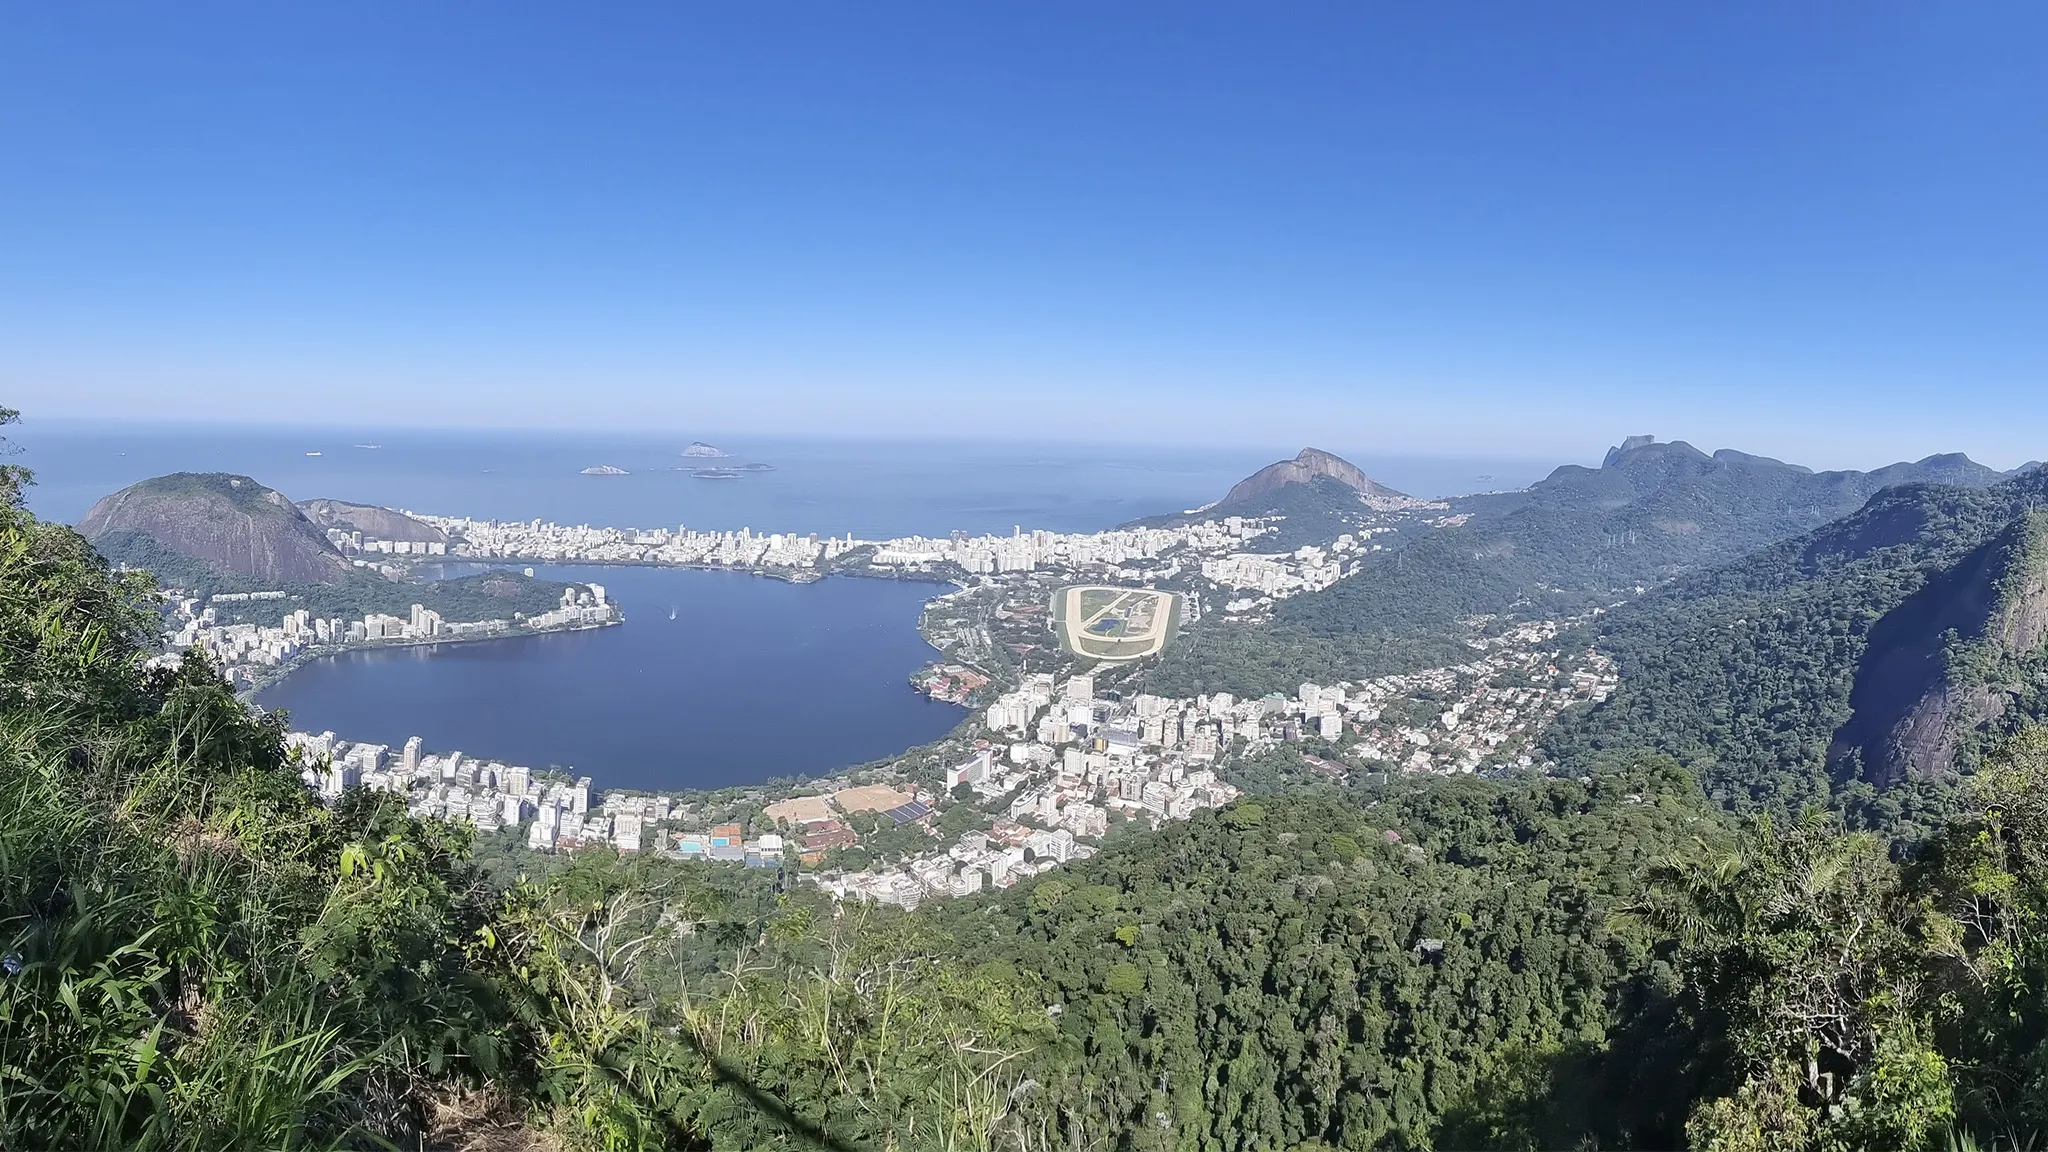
1150, 437, 2024, 700
1545, 464, 2048, 809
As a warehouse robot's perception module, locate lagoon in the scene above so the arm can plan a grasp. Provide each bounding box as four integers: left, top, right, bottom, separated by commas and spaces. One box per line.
254, 565, 966, 792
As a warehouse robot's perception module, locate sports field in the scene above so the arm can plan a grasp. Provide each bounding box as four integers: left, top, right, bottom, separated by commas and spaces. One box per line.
1050, 585, 1181, 662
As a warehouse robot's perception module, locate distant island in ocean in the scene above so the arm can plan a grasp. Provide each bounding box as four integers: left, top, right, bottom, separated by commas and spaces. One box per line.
580, 465, 628, 476
682, 441, 730, 458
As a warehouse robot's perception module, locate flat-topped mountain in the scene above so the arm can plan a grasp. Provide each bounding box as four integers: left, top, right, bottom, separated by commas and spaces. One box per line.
297, 498, 447, 544
79, 473, 353, 586
1219, 447, 1409, 507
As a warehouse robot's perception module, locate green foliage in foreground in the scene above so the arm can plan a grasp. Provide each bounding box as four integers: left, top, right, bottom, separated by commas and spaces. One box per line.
14, 402, 2048, 1151
0, 449, 1066, 1150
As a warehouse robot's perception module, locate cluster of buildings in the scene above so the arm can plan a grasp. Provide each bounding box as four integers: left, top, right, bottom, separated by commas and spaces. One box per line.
1332, 620, 1620, 774
411, 515, 864, 572
381, 510, 1389, 609
288, 502, 1512, 678
288, 729, 593, 841
285, 728, 793, 861
1201, 531, 1392, 604
984, 671, 1301, 765
910, 662, 991, 705
812, 620, 1617, 910
166, 585, 619, 689
866, 518, 1270, 576
809, 671, 1248, 909
813, 821, 1097, 909
165, 596, 599, 688
524, 584, 623, 631
321, 528, 449, 557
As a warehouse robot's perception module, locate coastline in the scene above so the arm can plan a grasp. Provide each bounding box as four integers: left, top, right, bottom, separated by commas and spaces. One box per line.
261, 559, 999, 809
235, 615, 623, 698
246, 557, 976, 716
454, 558, 1003, 710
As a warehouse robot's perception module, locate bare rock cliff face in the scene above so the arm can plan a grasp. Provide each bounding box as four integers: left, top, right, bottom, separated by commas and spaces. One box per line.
1220, 448, 1407, 507
1830, 510, 2048, 785
298, 499, 448, 545
78, 473, 354, 586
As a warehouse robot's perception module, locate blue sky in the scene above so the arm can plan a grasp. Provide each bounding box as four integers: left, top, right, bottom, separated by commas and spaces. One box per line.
2, 3, 2043, 468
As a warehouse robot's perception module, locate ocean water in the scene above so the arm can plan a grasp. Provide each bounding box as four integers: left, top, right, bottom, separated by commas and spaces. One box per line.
255, 565, 965, 791
8, 420, 1559, 535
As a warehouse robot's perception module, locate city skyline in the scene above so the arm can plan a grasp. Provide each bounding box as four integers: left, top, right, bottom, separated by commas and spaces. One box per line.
5, 4, 2046, 465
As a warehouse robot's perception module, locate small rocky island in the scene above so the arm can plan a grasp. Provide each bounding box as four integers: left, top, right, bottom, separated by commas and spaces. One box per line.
580, 465, 628, 476
682, 441, 730, 458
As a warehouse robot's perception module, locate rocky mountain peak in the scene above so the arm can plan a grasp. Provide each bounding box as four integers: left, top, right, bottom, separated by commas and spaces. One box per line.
1602, 435, 1659, 468
1219, 448, 1407, 508
77, 472, 353, 586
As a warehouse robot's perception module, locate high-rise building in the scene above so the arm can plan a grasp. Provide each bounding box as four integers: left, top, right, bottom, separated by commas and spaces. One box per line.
402, 736, 423, 772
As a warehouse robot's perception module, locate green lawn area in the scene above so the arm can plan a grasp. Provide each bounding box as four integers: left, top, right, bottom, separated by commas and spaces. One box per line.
1077, 588, 1123, 620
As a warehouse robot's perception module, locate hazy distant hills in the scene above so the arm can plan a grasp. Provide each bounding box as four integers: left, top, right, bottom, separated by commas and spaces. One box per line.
1446, 436, 2012, 572
79, 472, 353, 586
1148, 436, 2025, 699
1220, 447, 1410, 507
1124, 446, 1418, 549
1540, 462, 2048, 808
1287, 436, 2019, 628
298, 498, 447, 545
1138, 435, 2048, 811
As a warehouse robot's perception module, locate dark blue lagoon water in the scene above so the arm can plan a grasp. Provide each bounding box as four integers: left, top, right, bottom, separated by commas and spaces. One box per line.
254, 565, 965, 792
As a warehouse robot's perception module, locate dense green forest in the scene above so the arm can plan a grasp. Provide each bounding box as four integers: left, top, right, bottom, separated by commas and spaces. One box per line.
1140, 618, 1475, 700
1546, 470, 2048, 834
13, 403, 2048, 1150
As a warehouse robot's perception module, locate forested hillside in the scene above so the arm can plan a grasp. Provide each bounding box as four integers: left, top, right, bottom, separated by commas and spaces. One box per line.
1289, 440, 2014, 639
1548, 467, 2048, 832
933, 768, 1727, 1149
1153, 438, 2016, 698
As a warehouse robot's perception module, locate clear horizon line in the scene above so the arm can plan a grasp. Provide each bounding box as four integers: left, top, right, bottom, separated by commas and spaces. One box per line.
9, 413, 1587, 465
